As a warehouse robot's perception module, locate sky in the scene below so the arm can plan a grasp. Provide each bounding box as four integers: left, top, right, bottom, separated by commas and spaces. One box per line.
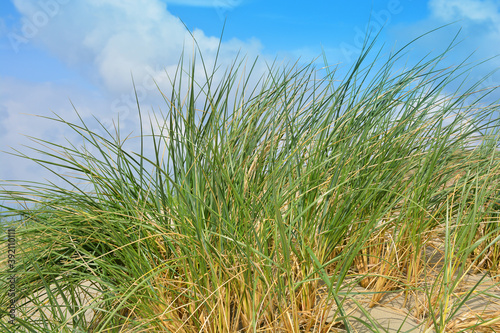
0, 0, 500, 189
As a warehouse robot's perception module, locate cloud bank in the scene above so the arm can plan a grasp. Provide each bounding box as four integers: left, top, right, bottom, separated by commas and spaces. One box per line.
10, 0, 262, 92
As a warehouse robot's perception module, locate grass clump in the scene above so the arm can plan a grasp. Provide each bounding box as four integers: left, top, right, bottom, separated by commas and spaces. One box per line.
1, 31, 500, 332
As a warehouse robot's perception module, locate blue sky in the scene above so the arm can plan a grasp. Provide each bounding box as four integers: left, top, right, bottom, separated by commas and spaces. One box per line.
0, 0, 499, 185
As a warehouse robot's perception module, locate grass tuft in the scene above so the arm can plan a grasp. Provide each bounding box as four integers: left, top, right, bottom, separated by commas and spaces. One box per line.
1, 30, 500, 332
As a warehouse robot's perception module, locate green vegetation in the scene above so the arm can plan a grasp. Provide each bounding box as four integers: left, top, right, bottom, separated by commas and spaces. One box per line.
1, 31, 500, 332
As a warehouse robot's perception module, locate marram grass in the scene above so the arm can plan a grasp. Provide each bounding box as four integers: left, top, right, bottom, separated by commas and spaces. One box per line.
1, 32, 500, 332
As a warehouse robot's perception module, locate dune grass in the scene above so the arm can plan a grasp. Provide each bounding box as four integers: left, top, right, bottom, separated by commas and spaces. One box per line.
1, 31, 500, 332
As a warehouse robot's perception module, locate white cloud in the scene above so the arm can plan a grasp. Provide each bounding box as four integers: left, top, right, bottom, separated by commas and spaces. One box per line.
429, 0, 500, 27
386, 1, 500, 102
0, 77, 111, 183
427, 0, 500, 57
10, 0, 263, 93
